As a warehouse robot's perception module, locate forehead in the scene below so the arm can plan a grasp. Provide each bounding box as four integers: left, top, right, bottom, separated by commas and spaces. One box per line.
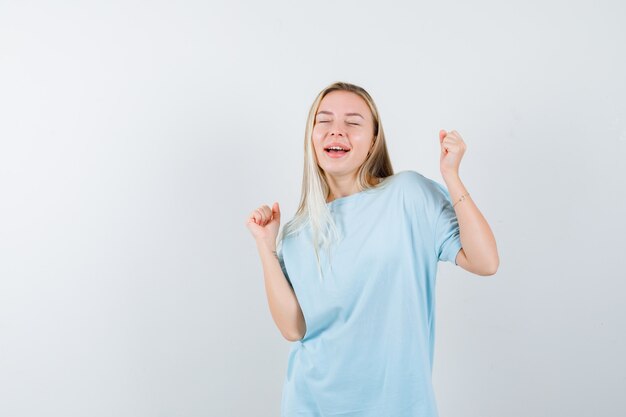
317, 90, 370, 115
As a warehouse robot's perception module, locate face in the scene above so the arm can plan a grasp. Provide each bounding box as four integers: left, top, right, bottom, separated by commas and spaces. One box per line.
312, 90, 375, 178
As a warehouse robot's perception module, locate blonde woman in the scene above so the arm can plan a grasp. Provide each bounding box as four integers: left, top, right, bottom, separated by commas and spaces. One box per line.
245, 81, 499, 416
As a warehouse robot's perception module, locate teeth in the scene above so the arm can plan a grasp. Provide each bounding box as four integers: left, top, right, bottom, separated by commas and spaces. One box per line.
327, 146, 347, 151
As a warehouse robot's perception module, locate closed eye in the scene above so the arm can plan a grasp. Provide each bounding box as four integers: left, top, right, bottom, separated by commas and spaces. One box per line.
317, 121, 359, 125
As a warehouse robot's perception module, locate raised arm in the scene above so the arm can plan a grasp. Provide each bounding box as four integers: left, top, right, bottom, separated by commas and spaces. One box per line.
443, 173, 499, 275
256, 240, 306, 341
246, 202, 306, 341
439, 129, 499, 275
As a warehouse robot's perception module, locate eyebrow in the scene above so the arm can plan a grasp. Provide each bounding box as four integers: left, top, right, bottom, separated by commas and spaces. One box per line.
316, 111, 365, 119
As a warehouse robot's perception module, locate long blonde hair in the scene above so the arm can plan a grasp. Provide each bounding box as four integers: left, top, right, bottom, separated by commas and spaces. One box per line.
277, 81, 394, 281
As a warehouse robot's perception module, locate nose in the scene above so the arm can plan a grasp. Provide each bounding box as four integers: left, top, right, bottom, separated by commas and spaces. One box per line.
330, 123, 345, 136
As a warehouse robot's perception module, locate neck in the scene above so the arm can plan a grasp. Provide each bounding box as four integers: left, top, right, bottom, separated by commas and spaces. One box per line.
325, 173, 379, 202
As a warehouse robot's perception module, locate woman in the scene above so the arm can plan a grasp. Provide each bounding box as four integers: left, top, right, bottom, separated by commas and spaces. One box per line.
245, 81, 499, 416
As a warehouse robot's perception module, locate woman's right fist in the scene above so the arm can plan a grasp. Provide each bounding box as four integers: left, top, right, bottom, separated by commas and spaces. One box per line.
245, 201, 281, 244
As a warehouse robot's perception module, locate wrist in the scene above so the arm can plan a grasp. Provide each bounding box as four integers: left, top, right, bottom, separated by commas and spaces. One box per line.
441, 170, 460, 182
255, 238, 277, 254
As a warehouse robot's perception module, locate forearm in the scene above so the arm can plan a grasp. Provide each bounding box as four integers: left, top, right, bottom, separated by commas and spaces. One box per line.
255, 240, 306, 341
442, 173, 499, 273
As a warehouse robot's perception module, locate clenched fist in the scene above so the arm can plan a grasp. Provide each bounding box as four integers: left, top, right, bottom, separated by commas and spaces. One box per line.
245, 201, 281, 248
439, 129, 466, 178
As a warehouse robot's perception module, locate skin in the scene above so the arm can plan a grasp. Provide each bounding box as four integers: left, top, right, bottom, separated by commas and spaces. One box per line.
438, 129, 499, 275
312, 90, 377, 203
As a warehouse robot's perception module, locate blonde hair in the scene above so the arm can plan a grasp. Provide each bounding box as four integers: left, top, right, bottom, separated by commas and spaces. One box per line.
277, 81, 394, 281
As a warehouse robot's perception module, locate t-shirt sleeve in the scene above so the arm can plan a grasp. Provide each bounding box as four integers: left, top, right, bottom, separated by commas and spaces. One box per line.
432, 181, 463, 265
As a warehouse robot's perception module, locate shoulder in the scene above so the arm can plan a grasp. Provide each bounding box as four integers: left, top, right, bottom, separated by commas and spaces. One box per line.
393, 170, 447, 199
393, 169, 427, 185
393, 170, 452, 215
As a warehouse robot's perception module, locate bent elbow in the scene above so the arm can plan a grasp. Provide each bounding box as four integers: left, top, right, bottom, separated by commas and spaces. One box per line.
282, 331, 303, 342
282, 325, 306, 342
482, 260, 499, 276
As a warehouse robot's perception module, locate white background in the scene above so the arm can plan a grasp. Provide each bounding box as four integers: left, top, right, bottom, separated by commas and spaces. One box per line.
1, 0, 625, 416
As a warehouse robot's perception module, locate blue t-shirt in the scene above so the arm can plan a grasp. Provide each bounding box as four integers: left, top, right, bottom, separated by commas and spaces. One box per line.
277, 170, 463, 417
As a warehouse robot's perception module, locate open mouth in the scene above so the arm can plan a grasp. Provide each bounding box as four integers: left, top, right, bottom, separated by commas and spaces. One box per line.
324, 146, 351, 156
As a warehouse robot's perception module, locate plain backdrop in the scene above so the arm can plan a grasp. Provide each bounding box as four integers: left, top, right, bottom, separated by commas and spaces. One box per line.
1, 1, 625, 416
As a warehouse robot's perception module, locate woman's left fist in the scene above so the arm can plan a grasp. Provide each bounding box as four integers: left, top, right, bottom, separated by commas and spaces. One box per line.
439, 129, 466, 177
